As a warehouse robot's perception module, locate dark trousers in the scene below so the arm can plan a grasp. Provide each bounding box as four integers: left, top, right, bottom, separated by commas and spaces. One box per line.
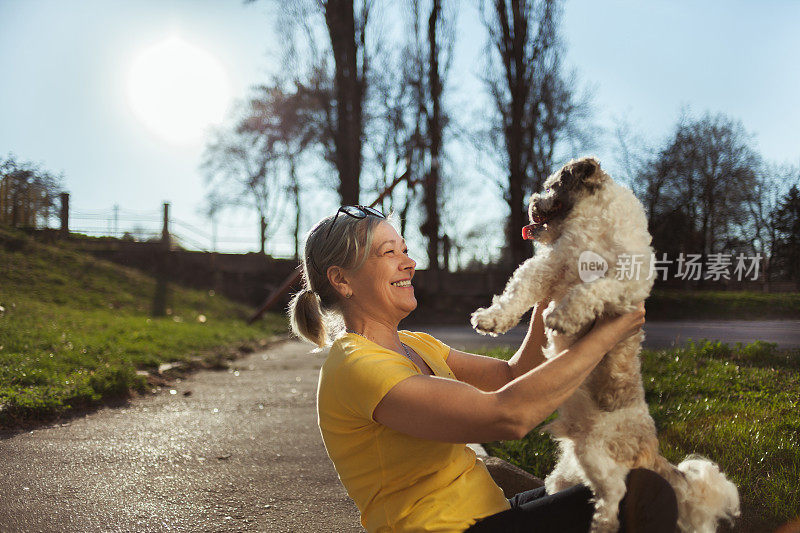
465, 485, 595, 533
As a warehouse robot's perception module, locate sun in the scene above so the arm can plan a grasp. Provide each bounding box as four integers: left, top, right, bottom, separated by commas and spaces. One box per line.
127, 36, 231, 143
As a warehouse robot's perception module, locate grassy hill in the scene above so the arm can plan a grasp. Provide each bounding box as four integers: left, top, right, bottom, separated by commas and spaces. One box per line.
0, 227, 286, 428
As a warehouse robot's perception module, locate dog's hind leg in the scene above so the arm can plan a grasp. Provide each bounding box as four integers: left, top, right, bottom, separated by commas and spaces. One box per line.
576, 447, 629, 533
544, 439, 585, 494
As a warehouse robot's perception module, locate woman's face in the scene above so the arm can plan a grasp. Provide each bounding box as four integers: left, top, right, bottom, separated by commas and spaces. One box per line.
343, 221, 417, 322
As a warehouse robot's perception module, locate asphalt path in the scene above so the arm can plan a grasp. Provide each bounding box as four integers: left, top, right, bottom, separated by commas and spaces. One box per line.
424, 320, 800, 352
0, 339, 361, 533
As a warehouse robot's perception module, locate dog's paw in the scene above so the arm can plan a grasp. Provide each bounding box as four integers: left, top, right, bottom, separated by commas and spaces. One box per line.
471, 306, 517, 336
589, 513, 620, 533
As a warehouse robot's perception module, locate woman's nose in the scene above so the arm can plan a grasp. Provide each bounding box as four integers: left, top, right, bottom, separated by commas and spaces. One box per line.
401, 255, 416, 271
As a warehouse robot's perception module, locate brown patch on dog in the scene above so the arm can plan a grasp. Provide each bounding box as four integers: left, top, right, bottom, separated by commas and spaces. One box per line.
563, 156, 605, 192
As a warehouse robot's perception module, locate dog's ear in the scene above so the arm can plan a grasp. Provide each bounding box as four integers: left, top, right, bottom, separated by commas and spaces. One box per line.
570, 157, 604, 192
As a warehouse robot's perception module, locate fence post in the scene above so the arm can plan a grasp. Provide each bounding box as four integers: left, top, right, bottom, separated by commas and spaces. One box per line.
161, 202, 170, 244
260, 216, 266, 255
153, 201, 171, 317
59, 192, 70, 237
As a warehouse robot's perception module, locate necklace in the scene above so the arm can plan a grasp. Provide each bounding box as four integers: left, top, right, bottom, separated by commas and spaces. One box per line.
346, 329, 412, 359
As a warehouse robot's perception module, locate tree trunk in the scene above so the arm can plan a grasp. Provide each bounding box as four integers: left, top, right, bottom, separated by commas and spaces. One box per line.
290, 156, 300, 261
503, 0, 533, 267
324, 0, 364, 205
423, 0, 442, 271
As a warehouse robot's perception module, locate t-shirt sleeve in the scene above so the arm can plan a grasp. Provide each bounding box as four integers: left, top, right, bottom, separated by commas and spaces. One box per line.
336, 350, 419, 421
403, 331, 452, 361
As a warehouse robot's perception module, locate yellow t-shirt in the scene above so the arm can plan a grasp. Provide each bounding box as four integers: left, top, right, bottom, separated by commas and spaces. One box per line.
317, 331, 510, 532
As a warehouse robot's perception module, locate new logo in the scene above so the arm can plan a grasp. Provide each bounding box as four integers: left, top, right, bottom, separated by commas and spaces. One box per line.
578, 251, 608, 283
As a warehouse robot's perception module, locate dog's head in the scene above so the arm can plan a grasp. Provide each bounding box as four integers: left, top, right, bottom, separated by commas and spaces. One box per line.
523, 157, 609, 244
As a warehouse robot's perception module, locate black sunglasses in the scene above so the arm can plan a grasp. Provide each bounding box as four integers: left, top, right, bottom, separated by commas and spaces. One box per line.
325, 205, 386, 239
308, 205, 386, 275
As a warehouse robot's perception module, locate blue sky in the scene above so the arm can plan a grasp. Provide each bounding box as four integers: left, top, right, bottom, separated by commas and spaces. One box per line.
1, 0, 798, 259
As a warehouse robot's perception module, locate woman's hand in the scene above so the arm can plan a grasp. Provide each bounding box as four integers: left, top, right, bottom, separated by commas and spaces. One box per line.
589, 302, 646, 348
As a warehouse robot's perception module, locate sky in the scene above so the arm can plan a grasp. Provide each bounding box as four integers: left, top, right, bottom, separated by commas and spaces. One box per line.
1, 0, 799, 260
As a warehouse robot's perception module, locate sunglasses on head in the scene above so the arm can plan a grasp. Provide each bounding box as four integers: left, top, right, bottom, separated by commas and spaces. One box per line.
308, 205, 386, 275
325, 205, 386, 239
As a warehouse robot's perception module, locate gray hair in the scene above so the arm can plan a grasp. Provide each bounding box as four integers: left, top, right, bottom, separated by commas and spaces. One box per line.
288, 211, 387, 347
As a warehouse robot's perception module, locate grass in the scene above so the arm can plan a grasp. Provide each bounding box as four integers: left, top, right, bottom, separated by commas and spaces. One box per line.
647, 288, 800, 320
480, 341, 800, 532
0, 226, 286, 427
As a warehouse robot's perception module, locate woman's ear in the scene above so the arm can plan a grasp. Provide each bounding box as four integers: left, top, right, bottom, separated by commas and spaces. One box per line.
327, 266, 352, 299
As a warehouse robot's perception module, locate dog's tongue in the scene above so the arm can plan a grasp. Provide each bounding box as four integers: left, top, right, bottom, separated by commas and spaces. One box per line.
522, 224, 536, 240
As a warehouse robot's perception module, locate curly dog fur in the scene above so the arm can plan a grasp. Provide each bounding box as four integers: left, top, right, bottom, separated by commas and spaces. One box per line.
471, 157, 740, 532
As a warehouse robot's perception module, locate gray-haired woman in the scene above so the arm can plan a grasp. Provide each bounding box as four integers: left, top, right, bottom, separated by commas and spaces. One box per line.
289, 206, 677, 533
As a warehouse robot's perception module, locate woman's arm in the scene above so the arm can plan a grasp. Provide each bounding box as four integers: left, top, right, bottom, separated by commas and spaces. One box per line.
447, 299, 550, 391
373, 303, 645, 443
507, 298, 550, 378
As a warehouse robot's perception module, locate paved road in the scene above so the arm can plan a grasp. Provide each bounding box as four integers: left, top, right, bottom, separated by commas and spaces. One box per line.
425, 320, 800, 352
0, 340, 361, 533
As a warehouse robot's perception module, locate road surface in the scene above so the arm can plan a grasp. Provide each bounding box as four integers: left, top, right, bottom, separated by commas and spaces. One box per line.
425, 320, 800, 352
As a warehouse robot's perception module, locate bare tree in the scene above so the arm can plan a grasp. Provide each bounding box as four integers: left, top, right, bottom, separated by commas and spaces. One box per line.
748, 163, 792, 278
243, 82, 326, 257
362, 43, 419, 235
357, 0, 456, 270
202, 86, 309, 253
481, 0, 590, 266
641, 112, 761, 258
418, 0, 457, 270
394, 0, 455, 270
249, 0, 372, 205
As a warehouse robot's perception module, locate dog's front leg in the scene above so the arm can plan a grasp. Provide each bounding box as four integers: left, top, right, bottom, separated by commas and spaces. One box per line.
471, 255, 558, 336
545, 277, 643, 336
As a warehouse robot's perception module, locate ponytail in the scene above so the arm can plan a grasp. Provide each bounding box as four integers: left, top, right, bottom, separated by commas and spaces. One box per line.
289, 287, 327, 348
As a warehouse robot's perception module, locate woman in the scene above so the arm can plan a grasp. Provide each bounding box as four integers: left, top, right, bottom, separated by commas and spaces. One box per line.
289, 206, 677, 532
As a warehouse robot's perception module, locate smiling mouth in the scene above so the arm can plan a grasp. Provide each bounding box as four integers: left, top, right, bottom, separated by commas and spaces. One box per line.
390, 280, 412, 287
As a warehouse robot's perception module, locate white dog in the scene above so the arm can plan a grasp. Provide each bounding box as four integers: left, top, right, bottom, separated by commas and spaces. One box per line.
471, 157, 740, 533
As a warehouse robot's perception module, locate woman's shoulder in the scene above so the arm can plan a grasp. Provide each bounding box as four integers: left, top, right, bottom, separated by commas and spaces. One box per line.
399, 330, 445, 344
325, 333, 409, 372
399, 330, 451, 359
320, 334, 418, 401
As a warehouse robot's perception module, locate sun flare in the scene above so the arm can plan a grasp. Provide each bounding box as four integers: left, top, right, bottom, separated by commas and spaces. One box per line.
127, 36, 230, 143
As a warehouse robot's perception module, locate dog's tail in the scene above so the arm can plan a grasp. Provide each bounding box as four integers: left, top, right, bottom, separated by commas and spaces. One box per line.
652, 455, 740, 533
